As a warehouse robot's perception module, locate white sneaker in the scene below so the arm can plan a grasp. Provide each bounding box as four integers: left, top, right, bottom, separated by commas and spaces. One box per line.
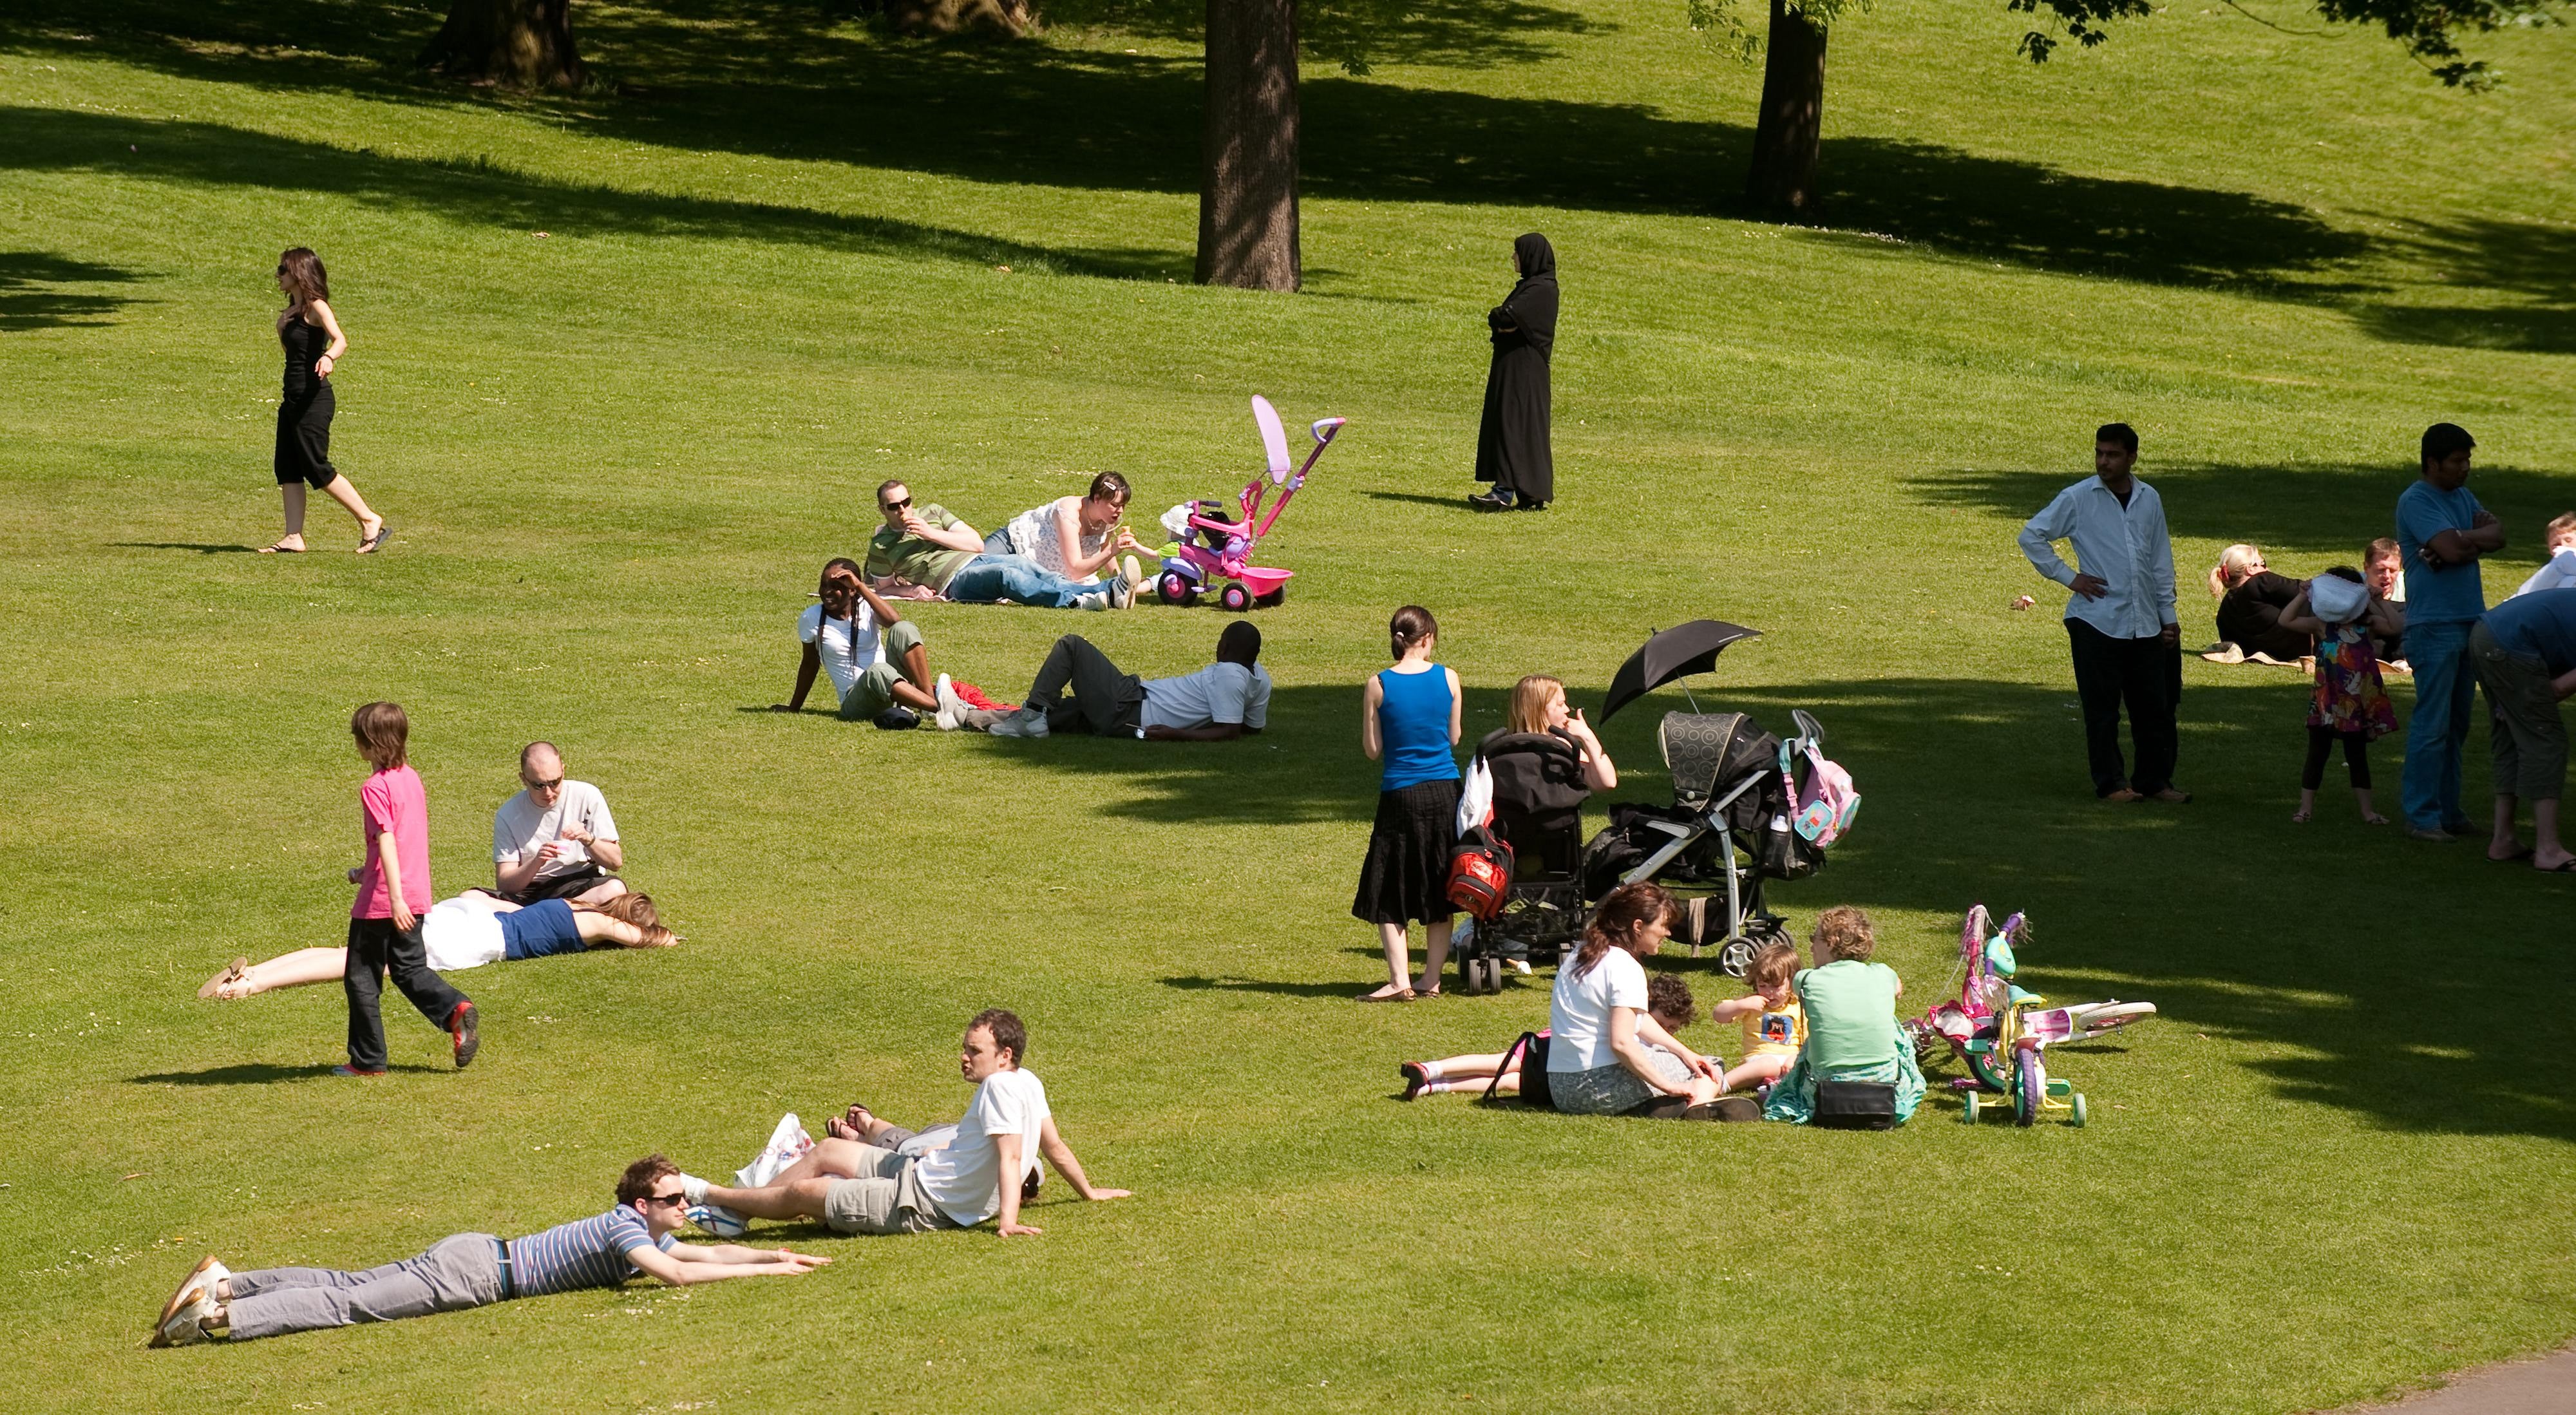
1119, 555, 1146, 602
933, 674, 966, 731
151, 1256, 226, 1347
1108, 577, 1134, 611
988, 707, 1051, 739
1075, 592, 1110, 612
679, 1172, 710, 1206
1511, 959, 1533, 975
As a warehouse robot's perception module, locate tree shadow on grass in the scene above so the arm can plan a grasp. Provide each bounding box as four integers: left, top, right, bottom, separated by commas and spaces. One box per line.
2347, 216, 2576, 355
129, 1063, 446, 1084
0, 251, 146, 332
1667, 675, 2576, 1144
4, 3, 2375, 292
0, 106, 1174, 279
1908, 461, 2574, 566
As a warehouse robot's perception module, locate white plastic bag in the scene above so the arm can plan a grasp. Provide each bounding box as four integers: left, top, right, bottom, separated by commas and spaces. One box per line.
1456, 757, 1493, 835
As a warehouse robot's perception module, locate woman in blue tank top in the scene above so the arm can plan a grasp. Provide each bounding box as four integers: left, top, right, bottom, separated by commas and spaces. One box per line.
1352, 605, 1464, 1000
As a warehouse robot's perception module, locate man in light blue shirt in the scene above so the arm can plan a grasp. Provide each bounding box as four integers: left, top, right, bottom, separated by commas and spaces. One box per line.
2018, 423, 2186, 802
2394, 423, 2507, 840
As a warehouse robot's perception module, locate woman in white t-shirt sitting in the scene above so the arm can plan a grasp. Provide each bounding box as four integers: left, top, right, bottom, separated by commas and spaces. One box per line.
985, 472, 1147, 591
1548, 882, 1729, 1117
197, 891, 674, 1000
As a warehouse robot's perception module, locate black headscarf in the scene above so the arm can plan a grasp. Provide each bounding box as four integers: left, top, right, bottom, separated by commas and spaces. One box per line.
1499, 232, 1559, 360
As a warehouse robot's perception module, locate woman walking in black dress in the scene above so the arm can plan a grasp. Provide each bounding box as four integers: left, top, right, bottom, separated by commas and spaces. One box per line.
1467, 233, 1558, 513
262, 248, 388, 555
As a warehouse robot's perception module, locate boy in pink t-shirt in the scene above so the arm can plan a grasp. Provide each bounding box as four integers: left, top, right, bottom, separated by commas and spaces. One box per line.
341, 703, 477, 1076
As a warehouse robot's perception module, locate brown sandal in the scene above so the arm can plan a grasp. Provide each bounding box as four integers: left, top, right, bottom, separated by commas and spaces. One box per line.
197, 957, 249, 1000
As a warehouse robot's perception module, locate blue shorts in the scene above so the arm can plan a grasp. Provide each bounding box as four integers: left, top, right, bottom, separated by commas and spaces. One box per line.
500, 898, 586, 961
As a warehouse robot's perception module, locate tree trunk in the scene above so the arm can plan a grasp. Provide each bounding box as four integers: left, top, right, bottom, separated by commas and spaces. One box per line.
421, 0, 587, 90
1743, 0, 1826, 215
1195, 0, 1301, 291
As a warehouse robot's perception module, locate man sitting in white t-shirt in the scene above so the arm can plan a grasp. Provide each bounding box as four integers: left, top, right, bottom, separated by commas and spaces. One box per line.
493, 742, 627, 906
680, 1009, 1130, 1237
951, 621, 1271, 740
772, 558, 949, 725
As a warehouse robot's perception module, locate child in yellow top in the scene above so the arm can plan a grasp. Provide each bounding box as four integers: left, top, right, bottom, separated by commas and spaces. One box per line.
1709, 942, 1804, 1095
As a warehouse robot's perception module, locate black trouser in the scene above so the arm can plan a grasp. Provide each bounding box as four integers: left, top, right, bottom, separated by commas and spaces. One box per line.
498, 864, 609, 904
2065, 619, 2180, 797
2301, 725, 2373, 790
1027, 634, 1146, 736
344, 916, 469, 1071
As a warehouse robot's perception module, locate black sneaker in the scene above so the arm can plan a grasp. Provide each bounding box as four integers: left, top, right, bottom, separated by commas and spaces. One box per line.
449, 1001, 480, 1070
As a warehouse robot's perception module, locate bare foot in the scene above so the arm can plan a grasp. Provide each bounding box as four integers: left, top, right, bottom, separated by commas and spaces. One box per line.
355, 518, 389, 554
2360, 811, 2389, 826
2103, 788, 2143, 803
257, 536, 306, 555
2291, 806, 2311, 823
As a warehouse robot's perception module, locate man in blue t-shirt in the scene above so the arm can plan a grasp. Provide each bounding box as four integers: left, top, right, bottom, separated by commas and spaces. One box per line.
149, 1155, 827, 1346
2394, 423, 2508, 840
2472, 587, 2576, 873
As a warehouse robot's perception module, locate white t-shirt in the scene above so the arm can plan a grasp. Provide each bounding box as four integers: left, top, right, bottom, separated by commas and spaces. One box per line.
1140, 662, 1272, 732
2517, 547, 2576, 599
797, 602, 885, 705
1548, 946, 1649, 1072
1003, 495, 1108, 581
493, 781, 619, 884
913, 1068, 1050, 1226
421, 893, 513, 971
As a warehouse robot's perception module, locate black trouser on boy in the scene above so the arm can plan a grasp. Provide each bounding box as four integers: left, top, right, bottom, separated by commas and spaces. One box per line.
2065, 620, 2181, 797
343, 916, 470, 1072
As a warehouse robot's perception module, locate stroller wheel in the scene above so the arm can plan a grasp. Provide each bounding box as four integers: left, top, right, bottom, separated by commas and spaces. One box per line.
1715, 936, 1756, 978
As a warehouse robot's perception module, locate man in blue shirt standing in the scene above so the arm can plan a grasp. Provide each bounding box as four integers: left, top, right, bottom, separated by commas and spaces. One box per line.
2395, 423, 2508, 841
2018, 423, 2186, 803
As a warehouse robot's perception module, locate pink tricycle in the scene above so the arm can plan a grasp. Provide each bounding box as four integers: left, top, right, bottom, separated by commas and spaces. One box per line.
1155, 394, 1345, 612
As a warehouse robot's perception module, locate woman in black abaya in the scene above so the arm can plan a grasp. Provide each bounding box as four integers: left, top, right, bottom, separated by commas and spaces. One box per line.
1468, 233, 1558, 512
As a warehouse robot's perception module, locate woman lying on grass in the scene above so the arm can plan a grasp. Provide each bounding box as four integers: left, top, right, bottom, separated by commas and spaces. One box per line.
198, 891, 674, 1000
1399, 973, 1697, 1099
1761, 906, 1926, 1125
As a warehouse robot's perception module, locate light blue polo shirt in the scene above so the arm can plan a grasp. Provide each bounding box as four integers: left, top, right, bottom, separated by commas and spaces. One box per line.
2395, 480, 2488, 625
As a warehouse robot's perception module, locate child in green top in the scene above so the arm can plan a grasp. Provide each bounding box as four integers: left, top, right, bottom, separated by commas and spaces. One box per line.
1761, 906, 1927, 1125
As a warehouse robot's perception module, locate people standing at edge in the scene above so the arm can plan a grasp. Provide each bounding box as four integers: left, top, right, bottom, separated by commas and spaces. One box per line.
1352, 606, 1463, 1001
2471, 587, 2576, 871
2395, 423, 2506, 842
260, 249, 389, 555
1467, 234, 1557, 513
341, 702, 477, 1077
2017, 424, 2187, 804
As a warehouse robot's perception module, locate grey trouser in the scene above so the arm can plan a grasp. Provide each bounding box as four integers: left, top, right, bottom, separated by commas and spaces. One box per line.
1027, 634, 1146, 736
227, 1232, 507, 1341
819, 1143, 960, 1235
2474, 622, 2567, 802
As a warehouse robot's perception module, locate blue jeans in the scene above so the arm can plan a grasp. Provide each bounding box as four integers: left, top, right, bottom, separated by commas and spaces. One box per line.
945, 553, 1097, 609
2401, 618, 2480, 831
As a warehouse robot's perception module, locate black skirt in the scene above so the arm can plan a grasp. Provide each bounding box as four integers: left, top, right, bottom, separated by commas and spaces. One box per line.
1350, 777, 1463, 927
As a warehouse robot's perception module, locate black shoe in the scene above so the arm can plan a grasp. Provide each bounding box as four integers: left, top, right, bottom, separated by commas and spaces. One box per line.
1514, 499, 1549, 511
448, 1001, 480, 1070
1466, 490, 1513, 511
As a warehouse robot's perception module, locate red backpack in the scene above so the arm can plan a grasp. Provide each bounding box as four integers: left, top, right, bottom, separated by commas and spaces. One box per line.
1446, 823, 1513, 920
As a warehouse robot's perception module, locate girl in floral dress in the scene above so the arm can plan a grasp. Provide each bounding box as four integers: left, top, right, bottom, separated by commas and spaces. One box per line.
2279, 567, 2405, 824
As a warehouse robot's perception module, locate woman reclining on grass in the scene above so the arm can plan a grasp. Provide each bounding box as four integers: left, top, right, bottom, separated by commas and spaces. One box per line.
198, 891, 674, 1000
1399, 973, 1696, 1099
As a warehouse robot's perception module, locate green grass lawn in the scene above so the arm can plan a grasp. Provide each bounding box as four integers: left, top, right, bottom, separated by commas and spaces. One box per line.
4, 0, 2573, 1409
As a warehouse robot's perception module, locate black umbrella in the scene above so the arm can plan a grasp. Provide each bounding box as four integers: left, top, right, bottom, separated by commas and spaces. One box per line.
1599, 620, 1761, 722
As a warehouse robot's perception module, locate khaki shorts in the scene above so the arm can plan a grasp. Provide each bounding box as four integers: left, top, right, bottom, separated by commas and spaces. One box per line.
836, 620, 926, 720
819, 1143, 958, 1235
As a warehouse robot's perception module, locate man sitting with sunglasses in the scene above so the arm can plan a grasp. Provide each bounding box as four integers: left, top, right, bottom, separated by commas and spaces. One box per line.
867, 479, 1136, 611
493, 741, 628, 906
149, 1155, 826, 1346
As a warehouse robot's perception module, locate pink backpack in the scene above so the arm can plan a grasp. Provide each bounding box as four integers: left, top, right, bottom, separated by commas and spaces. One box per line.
1785, 739, 1860, 848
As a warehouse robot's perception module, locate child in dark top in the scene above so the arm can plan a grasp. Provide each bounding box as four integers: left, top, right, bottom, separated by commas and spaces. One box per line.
340, 701, 477, 1076
2277, 569, 2403, 826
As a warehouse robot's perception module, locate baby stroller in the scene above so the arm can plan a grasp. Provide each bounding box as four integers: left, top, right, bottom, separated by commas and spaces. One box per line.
1154, 394, 1345, 612
1452, 728, 1593, 992
1577, 622, 1860, 977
